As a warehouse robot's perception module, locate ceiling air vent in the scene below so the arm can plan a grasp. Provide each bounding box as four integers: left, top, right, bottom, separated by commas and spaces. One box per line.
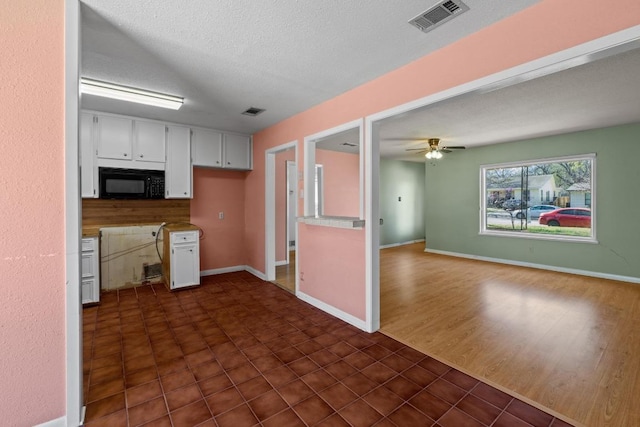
242, 107, 265, 116
409, 0, 469, 34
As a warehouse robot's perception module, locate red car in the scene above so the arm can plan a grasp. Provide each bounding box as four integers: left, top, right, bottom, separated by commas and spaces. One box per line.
539, 208, 591, 227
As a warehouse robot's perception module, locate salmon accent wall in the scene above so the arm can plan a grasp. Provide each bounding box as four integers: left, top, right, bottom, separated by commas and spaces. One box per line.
315, 149, 359, 218
246, 0, 640, 326
0, 0, 66, 424
298, 224, 366, 320
191, 168, 248, 271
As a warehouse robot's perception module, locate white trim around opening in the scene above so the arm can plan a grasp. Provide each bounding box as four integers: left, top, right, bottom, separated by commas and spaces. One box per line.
364, 25, 640, 334
265, 141, 298, 283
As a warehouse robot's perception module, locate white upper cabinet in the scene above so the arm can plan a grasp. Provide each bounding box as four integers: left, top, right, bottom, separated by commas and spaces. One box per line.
82, 110, 250, 200
80, 112, 98, 198
192, 128, 223, 168
96, 115, 133, 160
134, 120, 166, 163
223, 133, 252, 170
192, 128, 252, 170
165, 125, 192, 198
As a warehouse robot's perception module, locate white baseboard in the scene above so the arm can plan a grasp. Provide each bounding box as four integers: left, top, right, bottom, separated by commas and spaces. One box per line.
425, 248, 640, 285
200, 265, 246, 277
244, 265, 267, 281
380, 239, 425, 249
200, 265, 267, 281
297, 291, 368, 332
34, 416, 67, 427
275, 260, 288, 267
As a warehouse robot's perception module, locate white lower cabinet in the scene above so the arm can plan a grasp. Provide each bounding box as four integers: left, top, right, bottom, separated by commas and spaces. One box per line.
163, 228, 200, 290
81, 237, 100, 304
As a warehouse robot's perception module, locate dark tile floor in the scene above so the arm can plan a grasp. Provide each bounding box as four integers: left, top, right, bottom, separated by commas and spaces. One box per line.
83, 272, 573, 427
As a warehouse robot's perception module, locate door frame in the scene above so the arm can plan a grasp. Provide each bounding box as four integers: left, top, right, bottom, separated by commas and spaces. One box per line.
364, 26, 640, 333
265, 141, 298, 282
65, 0, 83, 424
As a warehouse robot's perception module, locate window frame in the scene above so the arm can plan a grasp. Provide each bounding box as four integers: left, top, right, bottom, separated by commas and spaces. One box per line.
479, 153, 597, 243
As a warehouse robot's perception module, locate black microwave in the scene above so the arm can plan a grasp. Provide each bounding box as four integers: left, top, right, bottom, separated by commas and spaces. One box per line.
99, 167, 165, 199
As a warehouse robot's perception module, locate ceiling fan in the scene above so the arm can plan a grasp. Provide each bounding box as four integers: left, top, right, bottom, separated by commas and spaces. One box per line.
405, 138, 465, 159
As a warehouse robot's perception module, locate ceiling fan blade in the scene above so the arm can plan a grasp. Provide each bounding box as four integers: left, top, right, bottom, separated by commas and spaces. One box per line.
405, 148, 429, 151
442, 146, 465, 149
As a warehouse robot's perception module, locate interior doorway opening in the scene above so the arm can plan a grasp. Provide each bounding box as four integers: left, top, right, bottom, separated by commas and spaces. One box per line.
265, 141, 298, 294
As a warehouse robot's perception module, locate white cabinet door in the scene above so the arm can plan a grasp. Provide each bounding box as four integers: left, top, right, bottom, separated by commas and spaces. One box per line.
82, 279, 97, 305
171, 242, 199, 289
81, 252, 96, 278
80, 112, 98, 198
134, 120, 166, 163
165, 125, 191, 198
96, 115, 133, 160
223, 133, 252, 169
192, 128, 223, 167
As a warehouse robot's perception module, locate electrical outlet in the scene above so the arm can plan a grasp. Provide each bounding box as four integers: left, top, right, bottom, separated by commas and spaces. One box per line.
218, 212, 224, 219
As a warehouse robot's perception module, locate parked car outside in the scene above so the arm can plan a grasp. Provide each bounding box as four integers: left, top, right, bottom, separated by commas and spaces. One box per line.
539, 208, 591, 227
512, 204, 558, 220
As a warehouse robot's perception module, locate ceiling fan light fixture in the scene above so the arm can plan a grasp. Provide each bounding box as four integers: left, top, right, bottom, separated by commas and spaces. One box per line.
425, 150, 442, 160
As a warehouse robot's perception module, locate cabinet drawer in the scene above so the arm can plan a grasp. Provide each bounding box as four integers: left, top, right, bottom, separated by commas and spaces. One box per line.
171, 231, 198, 244
82, 238, 96, 252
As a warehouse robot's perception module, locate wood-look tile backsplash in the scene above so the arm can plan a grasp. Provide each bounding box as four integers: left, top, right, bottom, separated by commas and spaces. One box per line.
82, 199, 190, 226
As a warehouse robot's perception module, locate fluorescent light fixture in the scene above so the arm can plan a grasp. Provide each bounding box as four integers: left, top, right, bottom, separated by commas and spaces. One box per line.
80, 78, 184, 110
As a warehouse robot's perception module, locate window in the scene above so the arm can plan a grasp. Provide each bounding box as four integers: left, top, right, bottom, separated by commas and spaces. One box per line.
481, 154, 595, 241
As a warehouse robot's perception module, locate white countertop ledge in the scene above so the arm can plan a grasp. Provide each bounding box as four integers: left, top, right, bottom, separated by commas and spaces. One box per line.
297, 216, 365, 229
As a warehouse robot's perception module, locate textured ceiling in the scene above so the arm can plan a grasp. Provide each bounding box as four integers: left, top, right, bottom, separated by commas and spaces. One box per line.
379, 46, 640, 161
80, 0, 539, 134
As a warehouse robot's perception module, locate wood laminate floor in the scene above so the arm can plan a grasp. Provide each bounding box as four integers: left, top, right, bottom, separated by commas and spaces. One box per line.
380, 242, 640, 427
274, 250, 296, 294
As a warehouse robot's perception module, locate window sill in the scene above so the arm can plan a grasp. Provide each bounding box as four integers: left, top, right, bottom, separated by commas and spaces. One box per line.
297, 216, 365, 229
480, 229, 598, 244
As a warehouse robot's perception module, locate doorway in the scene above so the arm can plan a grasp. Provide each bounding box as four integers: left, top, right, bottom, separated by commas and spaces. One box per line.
265, 141, 298, 293
275, 159, 298, 292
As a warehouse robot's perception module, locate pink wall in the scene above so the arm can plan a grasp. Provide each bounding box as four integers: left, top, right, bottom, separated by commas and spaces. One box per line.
275, 150, 296, 262
0, 0, 66, 424
191, 168, 248, 270
246, 0, 640, 323
315, 149, 359, 218
298, 224, 366, 320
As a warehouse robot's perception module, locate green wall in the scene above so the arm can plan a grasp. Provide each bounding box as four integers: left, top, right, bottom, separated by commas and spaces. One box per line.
424, 122, 640, 279
380, 159, 426, 246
